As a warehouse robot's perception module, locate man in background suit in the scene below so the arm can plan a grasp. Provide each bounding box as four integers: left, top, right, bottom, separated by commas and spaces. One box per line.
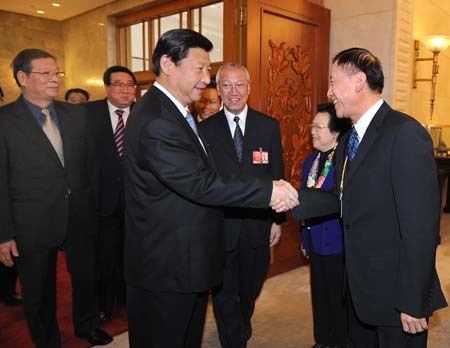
294, 47, 447, 348
86, 65, 136, 322
0, 48, 112, 348
199, 63, 285, 348
123, 29, 298, 348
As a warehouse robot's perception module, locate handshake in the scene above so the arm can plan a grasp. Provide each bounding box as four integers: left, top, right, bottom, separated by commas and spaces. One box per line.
270, 180, 299, 212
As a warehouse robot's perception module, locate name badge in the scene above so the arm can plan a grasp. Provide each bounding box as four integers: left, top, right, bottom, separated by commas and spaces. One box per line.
253, 148, 269, 164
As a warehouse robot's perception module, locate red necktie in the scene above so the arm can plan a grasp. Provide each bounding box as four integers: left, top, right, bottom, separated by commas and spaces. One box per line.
114, 109, 125, 157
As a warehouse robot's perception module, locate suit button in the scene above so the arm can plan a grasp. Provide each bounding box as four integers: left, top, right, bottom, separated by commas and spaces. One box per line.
345, 224, 350, 230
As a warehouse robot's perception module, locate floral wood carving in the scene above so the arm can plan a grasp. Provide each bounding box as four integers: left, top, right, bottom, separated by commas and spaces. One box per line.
267, 39, 313, 188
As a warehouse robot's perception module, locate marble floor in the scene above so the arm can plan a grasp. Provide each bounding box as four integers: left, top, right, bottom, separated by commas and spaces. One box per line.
96, 213, 450, 348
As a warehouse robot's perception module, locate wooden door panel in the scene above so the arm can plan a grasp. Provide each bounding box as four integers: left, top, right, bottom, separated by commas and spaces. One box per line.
244, 0, 330, 276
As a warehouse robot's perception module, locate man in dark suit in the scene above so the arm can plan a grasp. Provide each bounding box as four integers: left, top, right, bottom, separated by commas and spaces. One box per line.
294, 47, 447, 348
199, 63, 285, 348
86, 65, 136, 322
123, 29, 298, 348
0, 48, 112, 348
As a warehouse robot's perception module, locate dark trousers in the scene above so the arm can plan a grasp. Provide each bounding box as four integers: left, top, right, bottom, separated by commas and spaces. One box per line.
212, 231, 270, 348
16, 241, 99, 348
309, 252, 347, 347
348, 290, 428, 348
127, 285, 208, 348
96, 210, 125, 314
0, 262, 18, 299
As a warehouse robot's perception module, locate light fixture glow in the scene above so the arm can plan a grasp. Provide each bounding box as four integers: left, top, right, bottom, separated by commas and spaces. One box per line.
36, 10, 45, 14
98, 23, 105, 26
87, 79, 104, 86
420, 35, 450, 53
52, 3, 61, 7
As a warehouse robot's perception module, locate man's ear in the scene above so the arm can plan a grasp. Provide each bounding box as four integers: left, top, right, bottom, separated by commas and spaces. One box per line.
354, 71, 367, 93
159, 55, 174, 76
16, 71, 27, 87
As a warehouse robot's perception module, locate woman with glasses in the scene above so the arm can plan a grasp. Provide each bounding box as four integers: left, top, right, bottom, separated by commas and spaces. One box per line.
300, 102, 351, 348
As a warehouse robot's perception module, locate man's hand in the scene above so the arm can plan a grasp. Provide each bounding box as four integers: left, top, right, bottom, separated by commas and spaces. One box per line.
400, 312, 428, 334
270, 180, 299, 212
0, 240, 19, 267
269, 223, 282, 247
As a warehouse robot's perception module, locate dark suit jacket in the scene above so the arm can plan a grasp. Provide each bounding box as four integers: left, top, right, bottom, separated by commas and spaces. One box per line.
293, 102, 447, 325
85, 98, 127, 216
123, 86, 272, 293
0, 96, 96, 251
199, 108, 285, 251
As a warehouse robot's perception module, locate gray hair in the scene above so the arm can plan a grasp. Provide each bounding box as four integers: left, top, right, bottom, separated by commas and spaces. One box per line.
216, 63, 251, 84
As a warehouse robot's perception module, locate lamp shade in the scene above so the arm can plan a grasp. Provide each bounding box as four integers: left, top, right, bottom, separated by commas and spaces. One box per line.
420, 35, 450, 53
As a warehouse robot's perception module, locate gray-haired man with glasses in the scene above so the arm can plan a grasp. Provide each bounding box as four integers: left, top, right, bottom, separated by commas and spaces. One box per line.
0, 48, 113, 348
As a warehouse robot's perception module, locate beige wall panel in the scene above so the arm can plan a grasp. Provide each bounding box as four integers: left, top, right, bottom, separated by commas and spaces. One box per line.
0, 10, 64, 103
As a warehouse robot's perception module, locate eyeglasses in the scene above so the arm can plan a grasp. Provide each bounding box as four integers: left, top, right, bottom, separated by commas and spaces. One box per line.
110, 82, 136, 90
29, 71, 65, 79
309, 124, 329, 130
219, 82, 248, 92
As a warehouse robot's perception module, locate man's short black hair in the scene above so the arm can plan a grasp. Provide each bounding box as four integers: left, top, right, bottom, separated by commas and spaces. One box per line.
332, 47, 384, 93
152, 29, 213, 76
317, 102, 352, 135
11, 48, 56, 87
64, 88, 90, 101
103, 65, 137, 86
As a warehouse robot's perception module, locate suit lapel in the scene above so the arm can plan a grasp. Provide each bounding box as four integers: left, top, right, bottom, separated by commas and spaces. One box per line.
241, 109, 262, 169
99, 99, 120, 159
12, 98, 64, 168
212, 110, 239, 163
345, 102, 389, 184
154, 88, 209, 163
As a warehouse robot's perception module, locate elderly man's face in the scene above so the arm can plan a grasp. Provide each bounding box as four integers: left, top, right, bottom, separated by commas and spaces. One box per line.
327, 62, 358, 120
19, 58, 61, 104
217, 67, 250, 115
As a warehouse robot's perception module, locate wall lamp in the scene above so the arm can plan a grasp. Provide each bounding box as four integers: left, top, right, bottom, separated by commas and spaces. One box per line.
413, 35, 450, 121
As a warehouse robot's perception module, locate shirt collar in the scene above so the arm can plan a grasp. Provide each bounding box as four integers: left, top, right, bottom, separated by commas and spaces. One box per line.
353, 99, 383, 141
224, 105, 248, 135
107, 99, 130, 116
153, 81, 189, 118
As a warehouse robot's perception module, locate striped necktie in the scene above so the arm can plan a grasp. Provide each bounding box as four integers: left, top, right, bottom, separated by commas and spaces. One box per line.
42, 108, 64, 166
114, 109, 125, 157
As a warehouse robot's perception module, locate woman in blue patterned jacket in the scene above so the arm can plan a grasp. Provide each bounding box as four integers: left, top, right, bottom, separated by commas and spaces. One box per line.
301, 103, 351, 348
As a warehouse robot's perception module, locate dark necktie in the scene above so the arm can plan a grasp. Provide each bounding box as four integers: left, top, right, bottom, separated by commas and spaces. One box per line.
233, 116, 244, 162
185, 112, 198, 135
114, 109, 125, 157
42, 108, 64, 166
347, 126, 359, 161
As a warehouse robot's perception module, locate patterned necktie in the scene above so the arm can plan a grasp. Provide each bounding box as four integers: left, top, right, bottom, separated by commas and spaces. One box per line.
185, 112, 198, 135
42, 108, 64, 166
233, 116, 244, 162
114, 109, 125, 157
347, 126, 360, 161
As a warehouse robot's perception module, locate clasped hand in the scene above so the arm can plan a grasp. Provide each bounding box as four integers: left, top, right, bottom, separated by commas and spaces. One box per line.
270, 180, 299, 212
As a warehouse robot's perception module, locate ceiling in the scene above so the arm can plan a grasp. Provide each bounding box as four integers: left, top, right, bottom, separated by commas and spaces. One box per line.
0, 0, 117, 21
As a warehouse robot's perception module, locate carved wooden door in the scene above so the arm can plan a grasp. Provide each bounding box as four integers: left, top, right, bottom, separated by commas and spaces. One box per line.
243, 0, 331, 276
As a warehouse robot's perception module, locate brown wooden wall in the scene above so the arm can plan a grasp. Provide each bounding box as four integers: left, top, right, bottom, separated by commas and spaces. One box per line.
243, 0, 331, 276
